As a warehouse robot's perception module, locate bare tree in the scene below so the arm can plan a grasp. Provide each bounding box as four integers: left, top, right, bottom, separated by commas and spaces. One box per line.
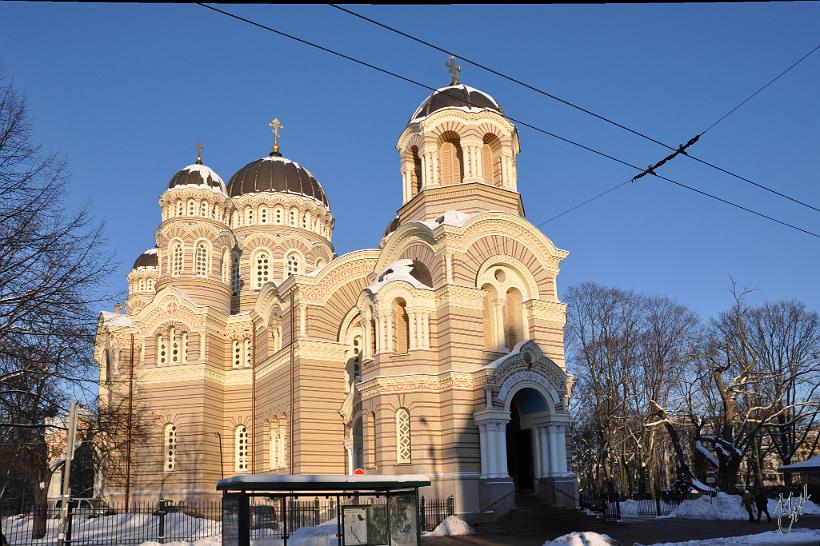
0, 67, 112, 537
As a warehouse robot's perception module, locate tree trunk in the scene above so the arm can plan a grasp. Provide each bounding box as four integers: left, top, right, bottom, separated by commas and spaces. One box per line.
31, 480, 48, 540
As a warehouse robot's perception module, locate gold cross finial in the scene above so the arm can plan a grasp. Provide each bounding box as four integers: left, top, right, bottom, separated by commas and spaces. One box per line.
195, 142, 203, 164
269, 118, 283, 154
446, 56, 462, 85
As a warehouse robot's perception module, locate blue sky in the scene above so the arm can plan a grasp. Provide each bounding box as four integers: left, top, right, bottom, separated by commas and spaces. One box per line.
2, 3, 819, 322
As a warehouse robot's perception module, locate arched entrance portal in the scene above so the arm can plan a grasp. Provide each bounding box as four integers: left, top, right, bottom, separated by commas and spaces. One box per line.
506, 388, 548, 491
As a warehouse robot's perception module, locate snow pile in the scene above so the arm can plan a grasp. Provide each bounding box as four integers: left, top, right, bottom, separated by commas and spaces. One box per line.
423, 515, 473, 536
284, 518, 338, 546
542, 531, 622, 546
663, 492, 820, 520
638, 528, 820, 545
618, 498, 674, 518
418, 210, 475, 230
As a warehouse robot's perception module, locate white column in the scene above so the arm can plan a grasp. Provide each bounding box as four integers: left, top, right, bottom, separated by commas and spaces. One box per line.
557, 424, 568, 474
533, 428, 542, 478
549, 424, 559, 476
385, 313, 394, 353
539, 426, 550, 476
445, 253, 454, 283
478, 424, 488, 478
422, 314, 430, 349
374, 317, 382, 353
420, 154, 428, 188
408, 312, 417, 350
486, 423, 498, 477
346, 446, 354, 475
476, 146, 484, 180
494, 299, 506, 350
496, 422, 509, 477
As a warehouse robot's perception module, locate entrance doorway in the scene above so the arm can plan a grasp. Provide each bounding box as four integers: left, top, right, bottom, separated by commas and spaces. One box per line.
506, 387, 548, 491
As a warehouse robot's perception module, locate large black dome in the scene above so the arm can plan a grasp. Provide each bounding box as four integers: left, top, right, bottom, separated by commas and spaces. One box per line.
227, 154, 329, 206
411, 84, 502, 122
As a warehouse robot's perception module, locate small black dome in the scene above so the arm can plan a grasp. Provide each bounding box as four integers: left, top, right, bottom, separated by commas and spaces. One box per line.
411, 84, 502, 122
132, 249, 158, 269
167, 164, 226, 194
227, 154, 329, 206
384, 216, 401, 238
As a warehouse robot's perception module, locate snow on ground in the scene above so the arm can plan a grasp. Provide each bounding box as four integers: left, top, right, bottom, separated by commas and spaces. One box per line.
423, 515, 473, 537
662, 492, 820, 521
636, 528, 820, 545
542, 531, 622, 546
2, 512, 220, 545
618, 499, 675, 518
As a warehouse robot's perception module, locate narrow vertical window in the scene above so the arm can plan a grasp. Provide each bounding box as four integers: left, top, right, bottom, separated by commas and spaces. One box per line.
176, 201, 183, 216
396, 409, 411, 464
278, 418, 286, 470
244, 338, 252, 368
170, 327, 179, 364
195, 243, 208, 277
231, 252, 240, 295
393, 299, 409, 354
188, 200, 195, 216
235, 425, 248, 472
181, 332, 189, 364
164, 424, 176, 472
286, 253, 300, 277
289, 209, 296, 226
246, 208, 254, 225
301, 212, 309, 229
269, 420, 277, 470
232, 340, 241, 369
260, 207, 268, 224
200, 201, 208, 217
274, 207, 283, 225
138, 279, 145, 292
158, 335, 167, 365
256, 251, 270, 289
172, 242, 183, 276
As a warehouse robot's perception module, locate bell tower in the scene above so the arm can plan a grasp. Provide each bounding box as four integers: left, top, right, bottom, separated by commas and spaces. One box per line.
394, 57, 523, 225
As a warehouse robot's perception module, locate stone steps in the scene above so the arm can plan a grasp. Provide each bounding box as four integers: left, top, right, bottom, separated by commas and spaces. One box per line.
476, 492, 602, 537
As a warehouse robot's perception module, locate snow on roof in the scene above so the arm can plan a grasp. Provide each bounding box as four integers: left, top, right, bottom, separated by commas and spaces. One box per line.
367, 259, 431, 294
780, 454, 820, 472
482, 340, 531, 369
259, 155, 318, 180
100, 311, 134, 328
417, 209, 475, 230
144, 248, 157, 255
218, 473, 431, 492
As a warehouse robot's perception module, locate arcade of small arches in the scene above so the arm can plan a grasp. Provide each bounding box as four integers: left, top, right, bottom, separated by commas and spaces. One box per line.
399, 121, 519, 204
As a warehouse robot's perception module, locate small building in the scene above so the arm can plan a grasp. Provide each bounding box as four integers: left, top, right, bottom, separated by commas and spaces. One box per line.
780, 455, 820, 496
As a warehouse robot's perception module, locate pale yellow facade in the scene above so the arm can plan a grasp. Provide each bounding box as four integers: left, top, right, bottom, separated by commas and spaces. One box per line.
94, 80, 577, 520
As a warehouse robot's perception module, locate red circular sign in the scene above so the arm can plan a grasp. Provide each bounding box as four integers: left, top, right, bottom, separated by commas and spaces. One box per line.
354, 468, 365, 475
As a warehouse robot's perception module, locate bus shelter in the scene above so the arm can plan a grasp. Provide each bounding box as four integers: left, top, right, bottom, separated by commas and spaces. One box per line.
217, 474, 431, 546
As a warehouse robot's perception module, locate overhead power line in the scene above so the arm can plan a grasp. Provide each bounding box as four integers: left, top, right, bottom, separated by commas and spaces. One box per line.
197, 4, 819, 240
329, 4, 820, 214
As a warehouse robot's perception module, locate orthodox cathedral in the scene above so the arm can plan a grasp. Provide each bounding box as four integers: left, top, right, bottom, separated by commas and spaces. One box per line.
94, 61, 576, 520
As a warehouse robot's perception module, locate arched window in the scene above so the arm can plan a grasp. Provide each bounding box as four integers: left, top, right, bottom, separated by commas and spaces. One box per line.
157, 334, 167, 365
315, 258, 326, 271
370, 319, 377, 355
274, 207, 283, 225
244, 338, 252, 368
482, 134, 503, 186
289, 209, 297, 227
170, 327, 179, 364
147, 279, 154, 291
138, 279, 145, 292
410, 146, 422, 196
195, 243, 208, 277
255, 250, 271, 289
235, 425, 248, 472
231, 252, 240, 295
260, 207, 268, 224
211, 205, 216, 219
504, 287, 525, 349
301, 211, 309, 229
352, 417, 363, 471
176, 201, 183, 216
393, 299, 409, 354
438, 133, 463, 185
246, 208, 254, 225
396, 408, 411, 464
172, 242, 183, 276
370, 411, 377, 468
286, 253, 300, 277
200, 201, 208, 217
164, 424, 176, 472
188, 200, 196, 216
232, 340, 241, 369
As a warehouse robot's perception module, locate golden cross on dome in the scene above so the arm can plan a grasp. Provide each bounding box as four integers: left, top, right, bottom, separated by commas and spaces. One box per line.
269, 118, 283, 154
446, 56, 461, 85
195, 142, 203, 164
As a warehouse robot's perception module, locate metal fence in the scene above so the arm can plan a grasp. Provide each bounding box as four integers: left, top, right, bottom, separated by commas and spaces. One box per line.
1, 495, 456, 545
580, 493, 692, 520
